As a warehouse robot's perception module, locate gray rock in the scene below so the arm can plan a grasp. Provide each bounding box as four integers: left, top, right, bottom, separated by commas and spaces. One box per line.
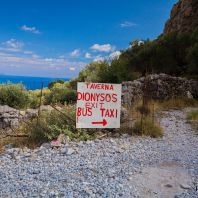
165, 184, 173, 188
60, 147, 68, 155
4, 144, 13, 150
24, 109, 38, 119
40, 105, 53, 112
57, 134, 70, 144
66, 148, 75, 155
122, 74, 198, 106
180, 183, 191, 190
0, 105, 21, 130
41, 143, 52, 149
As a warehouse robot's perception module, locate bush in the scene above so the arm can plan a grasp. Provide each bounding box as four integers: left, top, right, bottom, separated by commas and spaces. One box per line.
0, 83, 29, 109
28, 88, 51, 109
133, 117, 163, 138
48, 79, 65, 89
45, 88, 76, 104
28, 91, 40, 109
23, 106, 95, 143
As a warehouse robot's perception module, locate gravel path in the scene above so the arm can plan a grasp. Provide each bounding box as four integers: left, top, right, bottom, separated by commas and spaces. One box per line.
0, 110, 198, 198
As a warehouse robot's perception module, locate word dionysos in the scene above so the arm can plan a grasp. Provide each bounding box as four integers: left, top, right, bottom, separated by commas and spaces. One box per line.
77, 92, 117, 102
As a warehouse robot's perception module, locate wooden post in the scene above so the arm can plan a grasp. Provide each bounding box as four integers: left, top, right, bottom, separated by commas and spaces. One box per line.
152, 103, 155, 124
37, 82, 44, 123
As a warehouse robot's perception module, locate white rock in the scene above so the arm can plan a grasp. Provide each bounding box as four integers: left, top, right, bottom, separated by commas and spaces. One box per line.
67, 148, 75, 155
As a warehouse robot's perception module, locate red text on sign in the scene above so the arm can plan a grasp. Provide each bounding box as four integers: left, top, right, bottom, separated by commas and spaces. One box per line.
77, 107, 92, 117
77, 92, 117, 102
100, 108, 118, 118
86, 83, 114, 91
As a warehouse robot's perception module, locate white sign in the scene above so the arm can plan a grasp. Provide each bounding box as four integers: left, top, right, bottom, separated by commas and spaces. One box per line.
76, 82, 121, 128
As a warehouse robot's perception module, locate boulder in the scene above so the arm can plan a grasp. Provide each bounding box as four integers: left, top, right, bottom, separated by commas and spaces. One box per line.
0, 105, 22, 129
0, 105, 55, 131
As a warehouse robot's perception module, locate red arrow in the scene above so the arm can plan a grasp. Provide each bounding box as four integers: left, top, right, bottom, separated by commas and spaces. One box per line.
92, 119, 107, 126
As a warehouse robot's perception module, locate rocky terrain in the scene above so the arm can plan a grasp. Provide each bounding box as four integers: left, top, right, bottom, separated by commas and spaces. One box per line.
164, 0, 198, 34
0, 109, 197, 197
122, 73, 197, 106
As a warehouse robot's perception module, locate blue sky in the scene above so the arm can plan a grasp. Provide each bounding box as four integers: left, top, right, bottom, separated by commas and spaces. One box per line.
0, 0, 178, 78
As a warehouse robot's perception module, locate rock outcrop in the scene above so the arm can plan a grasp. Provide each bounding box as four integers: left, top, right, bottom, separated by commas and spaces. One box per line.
0, 106, 53, 131
0, 105, 23, 130
164, 0, 198, 34
122, 74, 198, 106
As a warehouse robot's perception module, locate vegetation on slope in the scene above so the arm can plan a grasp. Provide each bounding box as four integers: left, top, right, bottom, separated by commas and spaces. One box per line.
71, 29, 198, 88
0, 81, 77, 109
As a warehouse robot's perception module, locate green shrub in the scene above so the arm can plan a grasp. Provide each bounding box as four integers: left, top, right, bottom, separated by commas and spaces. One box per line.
28, 91, 40, 109
48, 79, 65, 89
45, 88, 76, 104
133, 117, 163, 138
23, 106, 95, 143
0, 83, 29, 109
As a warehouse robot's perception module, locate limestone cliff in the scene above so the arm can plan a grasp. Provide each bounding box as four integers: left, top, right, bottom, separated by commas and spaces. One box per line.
164, 0, 198, 34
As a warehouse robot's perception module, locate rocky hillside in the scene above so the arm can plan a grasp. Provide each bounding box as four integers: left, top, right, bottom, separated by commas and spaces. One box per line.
164, 0, 198, 34
122, 74, 198, 106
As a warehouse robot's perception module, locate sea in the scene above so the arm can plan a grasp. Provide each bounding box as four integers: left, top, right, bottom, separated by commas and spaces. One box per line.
0, 75, 70, 90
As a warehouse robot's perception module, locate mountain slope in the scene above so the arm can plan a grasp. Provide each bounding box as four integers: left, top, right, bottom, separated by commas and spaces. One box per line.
164, 0, 198, 34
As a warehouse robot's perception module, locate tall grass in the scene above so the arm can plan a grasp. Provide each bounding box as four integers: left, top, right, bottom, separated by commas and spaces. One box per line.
156, 98, 198, 110
132, 117, 163, 138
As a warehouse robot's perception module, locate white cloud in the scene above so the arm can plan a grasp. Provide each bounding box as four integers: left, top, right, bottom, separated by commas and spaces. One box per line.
59, 55, 65, 59
70, 49, 80, 57
120, 21, 137, 28
109, 51, 121, 60
44, 58, 53, 62
0, 51, 86, 78
85, 52, 91, 59
94, 55, 105, 62
90, 44, 114, 52
24, 50, 34, 55
32, 54, 40, 59
69, 67, 76, 71
3, 39, 24, 50
21, 25, 41, 34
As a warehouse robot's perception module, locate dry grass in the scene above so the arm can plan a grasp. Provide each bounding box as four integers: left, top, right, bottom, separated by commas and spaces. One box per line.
132, 117, 163, 138
121, 98, 198, 137
186, 109, 198, 132
187, 109, 198, 121
0, 133, 39, 153
156, 98, 198, 110
125, 98, 198, 119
